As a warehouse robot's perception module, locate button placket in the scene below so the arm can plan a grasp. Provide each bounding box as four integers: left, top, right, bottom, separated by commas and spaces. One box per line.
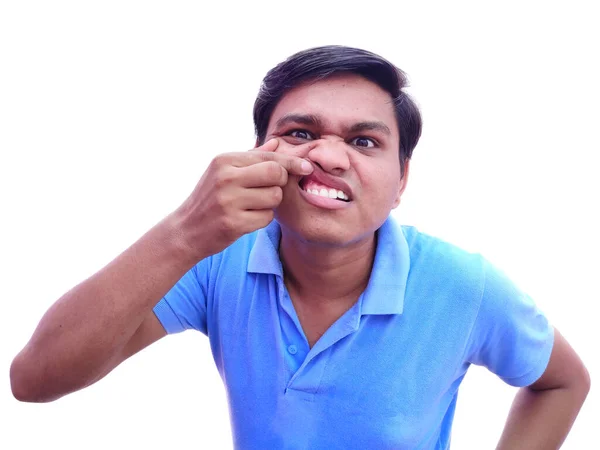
276, 278, 309, 387
287, 301, 362, 389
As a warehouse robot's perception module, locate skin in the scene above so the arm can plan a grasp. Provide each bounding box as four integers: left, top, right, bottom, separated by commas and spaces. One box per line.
261, 74, 590, 446
495, 328, 590, 449
11, 71, 589, 448
267, 75, 407, 248
10, 141, 315, 402
262, 75, 409, 345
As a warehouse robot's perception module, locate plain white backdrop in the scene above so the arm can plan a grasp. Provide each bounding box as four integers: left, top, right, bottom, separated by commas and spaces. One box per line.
1, 1, 598, 448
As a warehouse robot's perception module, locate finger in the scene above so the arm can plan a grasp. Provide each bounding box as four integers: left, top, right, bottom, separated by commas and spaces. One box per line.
239, 209, 276, 234
242, 142, 316, 175
255, 138, 279, 153
237, 186, 284, 210
231, 151, 310, 173
249, 139, 316, 158
238, 161, 288, 188
273, 151, 314, 176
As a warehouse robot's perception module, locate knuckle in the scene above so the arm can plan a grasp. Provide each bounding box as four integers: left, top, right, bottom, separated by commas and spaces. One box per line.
212, 153, 229, 167
259, 151, 272, 162
280, 168, 289, 186
215, 166, 236, 188
271, 186, 283, 203
214, 190, 231, 210
264, 161, 284, 180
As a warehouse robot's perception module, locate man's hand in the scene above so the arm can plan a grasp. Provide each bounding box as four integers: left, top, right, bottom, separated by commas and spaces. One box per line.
174, 139, 315, 260
9, 139, 315, 403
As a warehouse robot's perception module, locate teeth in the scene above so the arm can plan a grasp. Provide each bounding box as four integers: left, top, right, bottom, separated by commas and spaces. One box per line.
304, 185, 349, 200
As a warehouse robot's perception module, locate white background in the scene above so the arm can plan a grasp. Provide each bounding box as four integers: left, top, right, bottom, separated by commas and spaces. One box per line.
1, 1, 598, 448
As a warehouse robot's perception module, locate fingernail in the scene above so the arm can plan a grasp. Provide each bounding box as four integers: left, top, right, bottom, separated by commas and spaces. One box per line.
301, 161, 313, 173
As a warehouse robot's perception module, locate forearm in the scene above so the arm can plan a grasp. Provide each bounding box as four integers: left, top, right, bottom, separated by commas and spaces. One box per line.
10, 213, 199, 401
496, 384, 589, 450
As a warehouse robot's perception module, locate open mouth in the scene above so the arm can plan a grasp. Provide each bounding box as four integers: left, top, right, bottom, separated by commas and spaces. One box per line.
298, 177, 351, 202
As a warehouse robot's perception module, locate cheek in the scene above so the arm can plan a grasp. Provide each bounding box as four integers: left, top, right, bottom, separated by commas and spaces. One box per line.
358, 158, 401, 196
274, 139, 307, 157
364, 177, 401, 211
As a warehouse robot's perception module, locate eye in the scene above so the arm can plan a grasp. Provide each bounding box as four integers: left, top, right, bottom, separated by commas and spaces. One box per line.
287, 129, 315, 140
351, 136, 377, 148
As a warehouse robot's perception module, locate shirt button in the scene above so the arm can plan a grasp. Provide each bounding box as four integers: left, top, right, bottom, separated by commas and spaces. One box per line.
287, 345, 298, 355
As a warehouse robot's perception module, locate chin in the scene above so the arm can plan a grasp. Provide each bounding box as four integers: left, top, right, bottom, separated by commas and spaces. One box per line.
274, 212, 367, 248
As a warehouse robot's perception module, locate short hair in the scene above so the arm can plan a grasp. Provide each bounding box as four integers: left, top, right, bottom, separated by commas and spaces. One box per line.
253, 45, 422, 174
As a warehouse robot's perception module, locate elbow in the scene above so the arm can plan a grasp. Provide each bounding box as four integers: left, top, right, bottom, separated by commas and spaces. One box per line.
573, 355, 592, 400
566, 362, 592, 406
580, 364, 591, 399
10, 353, 57, 403
10, 356, 37, 402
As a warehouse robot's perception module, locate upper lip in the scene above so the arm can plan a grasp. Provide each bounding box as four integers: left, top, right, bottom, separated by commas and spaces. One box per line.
299, 166, 354, 200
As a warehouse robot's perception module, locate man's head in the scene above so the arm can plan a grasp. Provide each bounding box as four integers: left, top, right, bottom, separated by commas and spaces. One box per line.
253, 46, 422, 246
254, 45, 422, 177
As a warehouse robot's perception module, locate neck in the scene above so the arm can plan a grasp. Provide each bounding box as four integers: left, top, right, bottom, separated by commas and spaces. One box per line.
279, 227, 377, 304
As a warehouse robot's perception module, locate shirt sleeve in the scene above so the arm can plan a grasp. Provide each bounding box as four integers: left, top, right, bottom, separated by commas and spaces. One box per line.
466, 258, 555, 387
152, 257, 210, 336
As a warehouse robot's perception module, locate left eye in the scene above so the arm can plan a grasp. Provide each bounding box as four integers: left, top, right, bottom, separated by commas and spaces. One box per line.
351, 137, 376, 148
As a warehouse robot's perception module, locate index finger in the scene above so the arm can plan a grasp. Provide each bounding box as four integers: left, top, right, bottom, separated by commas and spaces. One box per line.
247, 142, 316, 175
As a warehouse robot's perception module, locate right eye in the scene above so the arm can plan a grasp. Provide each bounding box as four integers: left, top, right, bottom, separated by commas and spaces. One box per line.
287, 129, 315, 140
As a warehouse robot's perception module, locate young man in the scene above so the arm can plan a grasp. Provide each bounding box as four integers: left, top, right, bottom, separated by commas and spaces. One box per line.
11, 46, 590, 449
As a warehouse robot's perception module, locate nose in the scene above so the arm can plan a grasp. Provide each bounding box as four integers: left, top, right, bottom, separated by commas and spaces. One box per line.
306, 138, 351, 173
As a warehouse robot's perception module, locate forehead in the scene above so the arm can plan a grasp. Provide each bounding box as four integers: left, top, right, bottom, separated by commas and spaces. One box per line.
267, 74, 398, 135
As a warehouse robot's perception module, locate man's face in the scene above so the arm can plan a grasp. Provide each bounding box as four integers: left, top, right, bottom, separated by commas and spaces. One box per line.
264, 73, 408, 246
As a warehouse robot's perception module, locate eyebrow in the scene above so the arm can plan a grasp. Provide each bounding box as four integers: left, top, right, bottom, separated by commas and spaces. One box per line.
274, 113, 391, 136
348, 121, 391, 136
274, 113, 324, 129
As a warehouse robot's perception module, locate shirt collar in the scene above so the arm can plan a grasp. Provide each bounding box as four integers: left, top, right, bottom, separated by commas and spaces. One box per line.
247, 219, 285, 277
247, 216, 409, 316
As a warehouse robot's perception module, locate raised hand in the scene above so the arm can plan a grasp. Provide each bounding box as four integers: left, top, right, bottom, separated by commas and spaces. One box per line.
174, 139, 315, 259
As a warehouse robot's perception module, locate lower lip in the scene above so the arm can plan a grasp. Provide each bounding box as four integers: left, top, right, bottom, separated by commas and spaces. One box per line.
297, 184, 352, 210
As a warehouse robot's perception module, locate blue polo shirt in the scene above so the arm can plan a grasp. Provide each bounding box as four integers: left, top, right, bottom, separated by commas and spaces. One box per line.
153, 216, 554, 449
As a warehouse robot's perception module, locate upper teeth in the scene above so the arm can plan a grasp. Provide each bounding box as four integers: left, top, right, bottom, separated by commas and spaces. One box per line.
306, 187, 349, 201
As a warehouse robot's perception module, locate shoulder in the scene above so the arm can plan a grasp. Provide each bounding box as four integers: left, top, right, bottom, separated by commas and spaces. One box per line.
396, 225, 488, 335
402, 225, 485, 288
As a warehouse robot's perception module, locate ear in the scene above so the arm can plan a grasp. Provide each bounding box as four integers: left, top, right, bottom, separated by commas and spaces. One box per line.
392, 159, 410, 209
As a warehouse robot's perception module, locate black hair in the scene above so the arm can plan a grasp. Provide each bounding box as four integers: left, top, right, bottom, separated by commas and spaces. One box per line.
253, 45, 422, 174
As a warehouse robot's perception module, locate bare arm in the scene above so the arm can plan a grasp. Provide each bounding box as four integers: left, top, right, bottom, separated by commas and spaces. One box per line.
10, 139, 314, 403
495, 328, 591, 450
10, 215, 196, 402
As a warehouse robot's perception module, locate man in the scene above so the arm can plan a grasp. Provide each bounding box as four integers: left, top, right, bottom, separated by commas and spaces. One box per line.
10, 46, 590, 449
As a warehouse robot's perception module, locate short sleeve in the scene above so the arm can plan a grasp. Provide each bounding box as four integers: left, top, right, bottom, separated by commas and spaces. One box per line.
466, 259, 554, 387
152, 257, 210, 336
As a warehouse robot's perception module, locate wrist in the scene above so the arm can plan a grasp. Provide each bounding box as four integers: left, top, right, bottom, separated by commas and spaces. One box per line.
161, 209, 208, 265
